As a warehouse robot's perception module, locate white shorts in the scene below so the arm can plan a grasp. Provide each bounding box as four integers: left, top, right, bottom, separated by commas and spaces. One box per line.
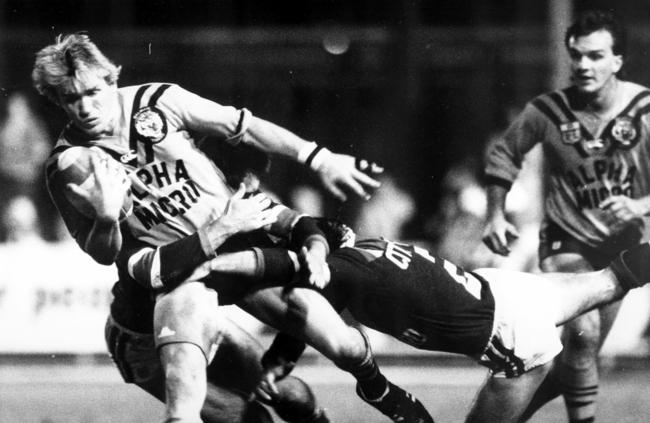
472, 268, 563, 378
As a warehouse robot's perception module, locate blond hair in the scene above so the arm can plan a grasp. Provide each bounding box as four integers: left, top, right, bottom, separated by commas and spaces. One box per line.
32, 33, 121, 103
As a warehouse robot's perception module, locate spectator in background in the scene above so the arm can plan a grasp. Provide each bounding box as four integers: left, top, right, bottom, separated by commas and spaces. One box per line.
425, 155, 541, 272
0, 92, 50, 242
2, 195, 43, 245
354, 174, 416, 242
425, 159, 493, 269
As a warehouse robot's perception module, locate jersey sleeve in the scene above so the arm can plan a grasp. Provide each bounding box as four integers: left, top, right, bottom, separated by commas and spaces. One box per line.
484, 102, 544, 188
156, 84, 252, 145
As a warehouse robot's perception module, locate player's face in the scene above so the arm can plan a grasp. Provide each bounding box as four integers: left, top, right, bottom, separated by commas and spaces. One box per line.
567, 29, 622, 95
56, 73, 118, 138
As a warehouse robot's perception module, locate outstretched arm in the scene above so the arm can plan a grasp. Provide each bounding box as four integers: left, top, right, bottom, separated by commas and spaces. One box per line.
168, 84, 383, 202
243, 117, 383, 201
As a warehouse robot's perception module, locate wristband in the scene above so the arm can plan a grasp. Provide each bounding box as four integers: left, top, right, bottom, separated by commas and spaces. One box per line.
298, 142, 333, 171
252, 247, 299, 285
159, 232, 211, 291
298, 142, 318, 163
289, 216, 329, 254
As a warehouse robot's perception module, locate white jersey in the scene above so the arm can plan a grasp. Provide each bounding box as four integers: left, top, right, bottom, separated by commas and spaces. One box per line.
47, 82, 252, 249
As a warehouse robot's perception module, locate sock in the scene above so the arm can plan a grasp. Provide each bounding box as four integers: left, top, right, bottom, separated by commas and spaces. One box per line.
338, 328, 388, 400
352, 356, 389, 401
610, 242, 650, 290
557, 362, 598, 423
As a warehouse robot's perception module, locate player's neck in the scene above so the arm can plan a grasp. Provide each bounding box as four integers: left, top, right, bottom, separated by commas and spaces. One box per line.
583, 77, 620, 114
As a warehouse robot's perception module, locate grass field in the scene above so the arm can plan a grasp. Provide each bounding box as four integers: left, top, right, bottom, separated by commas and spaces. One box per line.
1, 355, 649, 423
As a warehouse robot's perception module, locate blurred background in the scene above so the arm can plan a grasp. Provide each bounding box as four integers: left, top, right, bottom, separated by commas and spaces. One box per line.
1, 0, 650, 421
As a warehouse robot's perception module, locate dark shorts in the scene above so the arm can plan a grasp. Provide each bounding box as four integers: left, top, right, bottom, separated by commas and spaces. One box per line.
105, 314, 265, 395
538, 220, 642, 269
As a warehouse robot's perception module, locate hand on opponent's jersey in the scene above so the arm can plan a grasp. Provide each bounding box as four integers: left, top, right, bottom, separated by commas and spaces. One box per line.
65, 148, 130, 223
201, 184, 281, 251
482, 213, 520, 256
600, 195, 649, 233
219, 183, 280, 233
316, 152, 384, 201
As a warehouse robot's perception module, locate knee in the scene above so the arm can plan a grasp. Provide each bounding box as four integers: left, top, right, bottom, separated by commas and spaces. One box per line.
331, 328, 370, 370
155, 282, 222, 361
157, 282, 220, 331
563, 315, 601, 355
332, 330, 367, 366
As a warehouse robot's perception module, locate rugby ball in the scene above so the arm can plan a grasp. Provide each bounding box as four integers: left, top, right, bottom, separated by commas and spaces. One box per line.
54, 146, 133, 220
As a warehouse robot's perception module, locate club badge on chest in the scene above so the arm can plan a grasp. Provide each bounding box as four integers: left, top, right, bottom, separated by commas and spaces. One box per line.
560, 122, 582, 145
610, 116, 638, 149
134, 106, 168, 143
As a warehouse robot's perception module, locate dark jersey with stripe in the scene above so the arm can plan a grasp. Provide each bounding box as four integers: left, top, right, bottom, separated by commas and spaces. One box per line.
323, 238, 495, 356
485, 82, 650, 252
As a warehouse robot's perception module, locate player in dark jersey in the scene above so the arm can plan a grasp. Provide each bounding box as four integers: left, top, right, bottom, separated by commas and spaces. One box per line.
115, 180, 434, 423
192, 236, 650, 423
482, 10, 650, 421
32, 33, 389, 423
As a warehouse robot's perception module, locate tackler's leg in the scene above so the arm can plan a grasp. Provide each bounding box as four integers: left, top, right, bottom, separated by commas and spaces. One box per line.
241, 287, 433, 423
516, 241, 650, 423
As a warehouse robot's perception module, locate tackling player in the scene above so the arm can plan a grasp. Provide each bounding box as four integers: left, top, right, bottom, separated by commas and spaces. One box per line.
482, 10, 650, 422
33, 32, 386, 423
188, 233, 650, 423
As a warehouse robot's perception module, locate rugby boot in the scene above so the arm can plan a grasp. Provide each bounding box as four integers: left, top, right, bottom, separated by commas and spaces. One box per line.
356, 381, 434, 423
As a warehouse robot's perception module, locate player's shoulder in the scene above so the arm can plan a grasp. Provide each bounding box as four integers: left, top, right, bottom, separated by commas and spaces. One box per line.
619, 81, 650, 109
520, 88, 577, 126
621, 80, 650, 94
119, 82, 182, 102
527, 88, 565, 109
119, 82, 181, 93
